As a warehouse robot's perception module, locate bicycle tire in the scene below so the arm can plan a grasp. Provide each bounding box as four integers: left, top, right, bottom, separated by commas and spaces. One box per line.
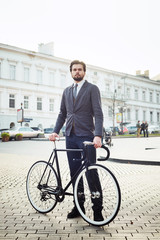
26, 161, 58, 213
74, 164, 121, 226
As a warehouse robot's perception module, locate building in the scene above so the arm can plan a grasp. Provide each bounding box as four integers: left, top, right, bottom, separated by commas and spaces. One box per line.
0, 42, 160, 131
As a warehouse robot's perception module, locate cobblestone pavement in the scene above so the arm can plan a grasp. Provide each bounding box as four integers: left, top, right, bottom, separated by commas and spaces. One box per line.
0, 140, 160, 240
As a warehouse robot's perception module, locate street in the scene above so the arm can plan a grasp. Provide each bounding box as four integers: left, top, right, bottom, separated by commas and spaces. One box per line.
0, 139, 160, 240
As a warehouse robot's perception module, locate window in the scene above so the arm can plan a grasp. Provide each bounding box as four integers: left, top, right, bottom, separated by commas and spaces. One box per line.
134, 89, 138, 100
117, 86, 121, 95
37, 97, 42, 110
10, 65, 16, 80
9, 94, 15, 108
150, 111, 153, 122
49, 72, 55, 86
105, 83, 110, 92
149, 92, 153, 102
135, 110, 139, 121
127, 108, 131, 120
61, 74, 66, 86
24, 67, 30, 82
108, 106, 112, 117
49, 98, 54, 112
142, 91, 146, 101
24, 96, 29, 109
157, 112, 160, 123
126, 88, 130, 99
0, 62, 1, 78
156, 93, 160, 104
37, 70, 43, 84
143, 111, 146, 121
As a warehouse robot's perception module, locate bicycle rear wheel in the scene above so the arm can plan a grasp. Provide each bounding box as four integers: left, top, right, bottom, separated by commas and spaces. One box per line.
26, 161, 58, 213
74, 164, 121, 226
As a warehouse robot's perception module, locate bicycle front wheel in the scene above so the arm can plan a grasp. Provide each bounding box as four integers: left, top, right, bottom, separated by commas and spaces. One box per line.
26, 161, 58, 213
74, 164, 121, 226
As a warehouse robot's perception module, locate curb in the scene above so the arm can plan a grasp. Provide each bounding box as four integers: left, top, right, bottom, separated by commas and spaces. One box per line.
108, 158, 160, 166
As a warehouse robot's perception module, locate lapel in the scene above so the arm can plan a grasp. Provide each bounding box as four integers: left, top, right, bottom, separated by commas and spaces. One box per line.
75, 80, 88, 102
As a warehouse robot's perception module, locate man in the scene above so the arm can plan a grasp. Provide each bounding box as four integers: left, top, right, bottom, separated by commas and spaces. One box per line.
49, 60, 103, 220
140, 121, 145, 137
136, 120, 141, 137
145, 121, 149, 137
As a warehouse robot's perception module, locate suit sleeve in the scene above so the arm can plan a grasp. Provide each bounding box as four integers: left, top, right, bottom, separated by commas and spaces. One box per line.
91, 85, 103, 137
54, 91, 67, 134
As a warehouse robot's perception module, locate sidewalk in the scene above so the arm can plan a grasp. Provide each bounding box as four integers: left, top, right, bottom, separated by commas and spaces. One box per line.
107, 136, 160, 165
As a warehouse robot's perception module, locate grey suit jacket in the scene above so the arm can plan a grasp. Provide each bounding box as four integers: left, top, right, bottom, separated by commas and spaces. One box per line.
54, 80, 103, 137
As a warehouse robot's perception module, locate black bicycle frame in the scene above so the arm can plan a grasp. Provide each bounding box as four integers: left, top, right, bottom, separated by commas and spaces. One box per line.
39, 146, 88, 197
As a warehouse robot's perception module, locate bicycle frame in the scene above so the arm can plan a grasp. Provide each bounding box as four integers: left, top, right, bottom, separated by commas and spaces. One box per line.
38, 142, 89, 198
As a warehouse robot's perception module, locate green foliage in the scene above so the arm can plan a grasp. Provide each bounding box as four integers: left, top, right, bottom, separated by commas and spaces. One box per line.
15, 133, 23, 140
1, 132, 10, 138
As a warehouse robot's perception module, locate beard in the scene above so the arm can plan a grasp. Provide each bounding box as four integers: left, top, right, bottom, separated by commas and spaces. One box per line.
73, 76, 83, 82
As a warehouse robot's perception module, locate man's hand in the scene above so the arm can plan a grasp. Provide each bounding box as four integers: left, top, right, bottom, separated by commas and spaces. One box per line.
93, 136, 102, 148
49, 133, 60, 141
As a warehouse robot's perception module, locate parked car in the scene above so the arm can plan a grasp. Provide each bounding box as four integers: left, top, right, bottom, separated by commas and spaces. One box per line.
31, 127, 43, 133
6, 127, 41, 140
44, 128, 54, 138
127, 126, 137, 134
148, 125, 160, 134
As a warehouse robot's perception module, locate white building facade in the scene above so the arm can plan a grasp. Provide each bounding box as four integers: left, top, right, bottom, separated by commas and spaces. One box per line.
0, 43, 160, 130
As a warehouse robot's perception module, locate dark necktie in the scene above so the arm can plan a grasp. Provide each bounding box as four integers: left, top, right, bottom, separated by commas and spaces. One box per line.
73, 83, 78, 99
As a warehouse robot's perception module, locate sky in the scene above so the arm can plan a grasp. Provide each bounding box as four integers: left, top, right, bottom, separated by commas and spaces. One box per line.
0, 0, 160, 78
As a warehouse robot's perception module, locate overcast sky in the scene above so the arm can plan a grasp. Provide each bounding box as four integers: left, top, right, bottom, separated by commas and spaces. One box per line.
1, 0, 160, 78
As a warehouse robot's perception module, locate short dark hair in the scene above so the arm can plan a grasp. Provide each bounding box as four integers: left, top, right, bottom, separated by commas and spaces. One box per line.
70, 60, 86, 72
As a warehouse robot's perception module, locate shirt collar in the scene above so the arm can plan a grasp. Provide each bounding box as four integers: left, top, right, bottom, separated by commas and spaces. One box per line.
74, 79, 85, 88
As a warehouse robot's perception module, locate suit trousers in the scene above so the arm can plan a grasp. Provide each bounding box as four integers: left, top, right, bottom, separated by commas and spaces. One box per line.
66, 134, 103, 211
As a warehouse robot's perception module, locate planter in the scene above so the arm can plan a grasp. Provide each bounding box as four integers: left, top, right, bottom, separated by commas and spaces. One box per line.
15, 134, 23, 141
1, 132, 10, 142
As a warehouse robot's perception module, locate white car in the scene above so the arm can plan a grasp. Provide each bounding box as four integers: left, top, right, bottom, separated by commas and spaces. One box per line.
148, 125, 160, 134
6, 127, 41, 140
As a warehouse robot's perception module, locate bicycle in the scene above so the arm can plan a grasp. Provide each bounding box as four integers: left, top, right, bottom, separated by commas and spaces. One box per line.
26, 140, 121, 226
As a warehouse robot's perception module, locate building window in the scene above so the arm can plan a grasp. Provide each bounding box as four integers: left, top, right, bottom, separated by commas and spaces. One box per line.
61, 74, 66, 86
156, 93, 160, 104
143, 110, 146, 121
135, 109, 139, 121
24, 96, 29, 109
134, 89, 138, 100
142, 90, 146, 101
150, 111, 153, 122
9, 94, 15, 108
24, 67, 30, 82
157, 112, 160, 123
37, 70, 43, 84
127, 108, 131, 120
49, 98, 54, 112
117, 86, 121, 95
149, 92, 153, 102
10, 65, 16, 80
108, 106, 112, 117
126, 88, 130, 99
37, 97, 42, 110
49, 72, 55, 86
105, 83, 110, 92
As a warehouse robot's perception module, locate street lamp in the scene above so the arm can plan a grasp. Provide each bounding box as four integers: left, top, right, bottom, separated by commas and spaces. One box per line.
117, 104, 126, 134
